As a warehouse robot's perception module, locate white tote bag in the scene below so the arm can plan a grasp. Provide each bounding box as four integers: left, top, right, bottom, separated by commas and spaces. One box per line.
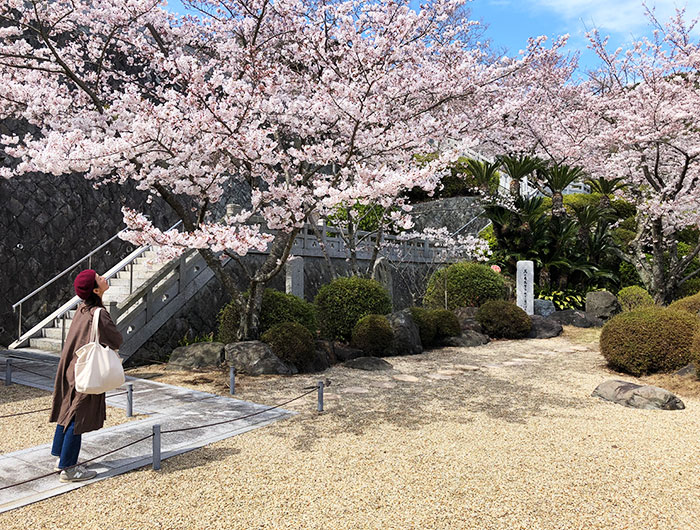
74, 308, 125, 394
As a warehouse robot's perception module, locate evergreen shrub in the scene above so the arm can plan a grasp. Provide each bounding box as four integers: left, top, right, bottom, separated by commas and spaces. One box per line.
475, 300, 532, 339
600, 307, 699, 376
617, 286, 654, 312
409, 307, 439, 348
668, 292, 700, 315
315, 277, 392, 341
260, 322, 316, 369
676, 278, 700, 300
431, 309, 462, 339
351, 314, 395, 356
424, 262, 506, 310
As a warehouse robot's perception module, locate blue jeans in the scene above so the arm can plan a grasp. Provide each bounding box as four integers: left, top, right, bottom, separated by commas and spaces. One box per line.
51, 419, 81, 469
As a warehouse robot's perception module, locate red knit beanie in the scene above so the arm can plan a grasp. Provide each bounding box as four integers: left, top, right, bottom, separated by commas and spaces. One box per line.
74, 269, 97, 300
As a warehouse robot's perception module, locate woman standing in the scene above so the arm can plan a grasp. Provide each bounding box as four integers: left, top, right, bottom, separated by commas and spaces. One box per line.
49, 269, 123, 482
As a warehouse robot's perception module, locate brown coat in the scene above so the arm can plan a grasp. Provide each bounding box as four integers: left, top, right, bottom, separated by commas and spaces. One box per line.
50, 303, 123, 434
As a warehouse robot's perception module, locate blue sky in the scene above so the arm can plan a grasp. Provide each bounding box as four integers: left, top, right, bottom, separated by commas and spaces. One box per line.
165, 0, 700, 71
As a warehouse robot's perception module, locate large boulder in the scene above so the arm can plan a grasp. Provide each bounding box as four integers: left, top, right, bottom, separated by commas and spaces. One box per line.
386, 309, 423, 355
549, 309, 604, 328
527, 315, 563, 339
344, 357, 393, 371
225, 341, 294, 376
329, 342, 364, 363
441, 331, 490, 348
534, 299, 557, 318
454, 307, 483, 333
586, 291, 620, 320
292, 341, 333, 373
674, 363, 697, 378
592, 380, 685, 410
168, 342, 225, 371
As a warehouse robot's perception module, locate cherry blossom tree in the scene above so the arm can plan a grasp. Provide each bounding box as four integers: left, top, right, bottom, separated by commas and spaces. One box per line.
485, 10, 700, 302
0, 0, 551, 337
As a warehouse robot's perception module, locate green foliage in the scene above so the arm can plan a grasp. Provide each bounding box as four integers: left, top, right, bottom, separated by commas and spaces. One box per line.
600, 307, 699, 376
475, 300, 532, 339
178, 331, 214, 348
618, 217, 636, 231
326, 202, 397, 233
611, 228, 635, 250
479, 224, 497, 251
675, 278, 700, 300
617, 286, 654, 312
351, 314, 395, 356
217, 289, 317, 344
315, 277, 392, 341
258, 289, 318, 336
535, 288, 586, 310
424, 262, 506, 310
409, 307, 439, 348
260, 322, 316, 369
619, 262, 643, 288
668, 292, 700, 315
677, 227, 700, 245
430, 309, 462, 339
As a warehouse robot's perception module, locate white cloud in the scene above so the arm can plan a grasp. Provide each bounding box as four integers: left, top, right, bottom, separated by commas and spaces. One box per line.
531, 0, 700, 34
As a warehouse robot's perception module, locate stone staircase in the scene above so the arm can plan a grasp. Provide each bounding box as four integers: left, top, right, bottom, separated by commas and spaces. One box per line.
23, 250, 164, 355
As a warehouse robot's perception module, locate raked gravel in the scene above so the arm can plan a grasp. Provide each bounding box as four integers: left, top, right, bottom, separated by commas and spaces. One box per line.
2, 327, 699, 529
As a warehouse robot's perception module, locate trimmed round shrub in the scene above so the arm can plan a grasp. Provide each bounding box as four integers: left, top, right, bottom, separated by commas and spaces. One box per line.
409, 307, 439, 348
617, 286, 654, 312
261, 322, 316, 369
692, 331, 700, 380
675, 278, 700, 300
668, 292, 700, 315
315, 277, 392, 341
431, 309, 462, 339
475, 300, 532, 339
351, 314, 394, 356
424, 262, 506, 310
600, 307, 699, 376
217, 289, 317, 343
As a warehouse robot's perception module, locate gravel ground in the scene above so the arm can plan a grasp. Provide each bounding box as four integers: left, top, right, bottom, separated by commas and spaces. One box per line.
2, 327, 700, 529
0, 386, 141, 454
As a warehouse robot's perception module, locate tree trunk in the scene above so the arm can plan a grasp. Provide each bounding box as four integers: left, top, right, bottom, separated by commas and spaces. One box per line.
599, 194, 611, 210
509, 178, 521, 198
551, 192, 565, 217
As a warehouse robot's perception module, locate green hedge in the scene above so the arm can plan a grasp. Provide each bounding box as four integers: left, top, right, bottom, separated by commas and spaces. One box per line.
617, 286, 654, 312
668, 292, 700, 315
261, 322, 316, 369
475, 300, 532, 339
600, 307, 699, 376
424, 262, 506, 310
315, 277, 392, 342
409, 307, 439, 348
431, 309, 462, 339
351, 314, 395, 356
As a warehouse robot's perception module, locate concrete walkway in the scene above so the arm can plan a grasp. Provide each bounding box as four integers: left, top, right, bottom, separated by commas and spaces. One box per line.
0, 351, 295, 513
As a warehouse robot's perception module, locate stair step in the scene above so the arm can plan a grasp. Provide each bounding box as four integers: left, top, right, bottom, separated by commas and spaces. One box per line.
29, 337, 64, 353
43, 327, 68, 340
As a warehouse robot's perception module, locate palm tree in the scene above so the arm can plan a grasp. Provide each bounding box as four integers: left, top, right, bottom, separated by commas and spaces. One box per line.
585, 177, 627, 209
498, 155, 540, 199
541, 164, 585, 218
463, 158, 501, 195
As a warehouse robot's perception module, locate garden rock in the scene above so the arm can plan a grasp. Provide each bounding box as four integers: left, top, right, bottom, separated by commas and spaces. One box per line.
387, 309, 423, 355
549, 309, 604, 328
344, 357, 393, 371
292, 341, 333, 373
331, 342, 365, 363
527, 315, 563, 339
592, 380, 685, 410
586, 291, 620, 320
225, 341, 294, 376
454, 307, 483, 333
534, 299, 557, 318
674, 363, 697, 378
168, 342, 225, 371
441, 331, 490, 348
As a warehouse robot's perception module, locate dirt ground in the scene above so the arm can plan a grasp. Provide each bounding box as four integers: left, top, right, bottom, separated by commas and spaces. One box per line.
2, 327, 699, 530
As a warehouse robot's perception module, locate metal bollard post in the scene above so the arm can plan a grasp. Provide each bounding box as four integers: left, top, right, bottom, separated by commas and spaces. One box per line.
126, 383, 133, 417
5, 359, 12, 386
152, 424, 161, 471
317, 380, 324, 412
229, 365, 235, 395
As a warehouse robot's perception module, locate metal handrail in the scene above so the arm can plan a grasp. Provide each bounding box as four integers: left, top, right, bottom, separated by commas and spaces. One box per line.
12, 228, 128, 311
10, 220, 182, 346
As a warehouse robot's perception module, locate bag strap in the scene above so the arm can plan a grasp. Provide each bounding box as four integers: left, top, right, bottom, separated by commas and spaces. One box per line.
90, 307, 102, 344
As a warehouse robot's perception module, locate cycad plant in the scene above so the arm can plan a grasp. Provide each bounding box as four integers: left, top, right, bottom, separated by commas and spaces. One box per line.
498, 155, 540, 199
463, 158, 501, 194
540, 164, 586, 218
585, 176, 627, 209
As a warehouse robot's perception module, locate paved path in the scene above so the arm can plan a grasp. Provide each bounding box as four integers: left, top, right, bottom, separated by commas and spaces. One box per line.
0, 351, 295, 513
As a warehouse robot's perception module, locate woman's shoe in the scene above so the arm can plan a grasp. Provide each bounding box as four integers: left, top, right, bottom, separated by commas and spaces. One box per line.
59, 465, 97, 483
53, 458, 61, 472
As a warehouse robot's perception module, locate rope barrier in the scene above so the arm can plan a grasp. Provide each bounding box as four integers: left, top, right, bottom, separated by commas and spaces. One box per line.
161, 387, 318, 434
0, 385, 321, 490
0, 407, 52, 419
0, 433, 154, 492
6, 363, 54, 380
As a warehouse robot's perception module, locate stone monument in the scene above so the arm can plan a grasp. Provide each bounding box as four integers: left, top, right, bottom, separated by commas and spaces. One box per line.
372, 257, 394, 307
516, 260, 534, 315
285, 256, 304, 299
